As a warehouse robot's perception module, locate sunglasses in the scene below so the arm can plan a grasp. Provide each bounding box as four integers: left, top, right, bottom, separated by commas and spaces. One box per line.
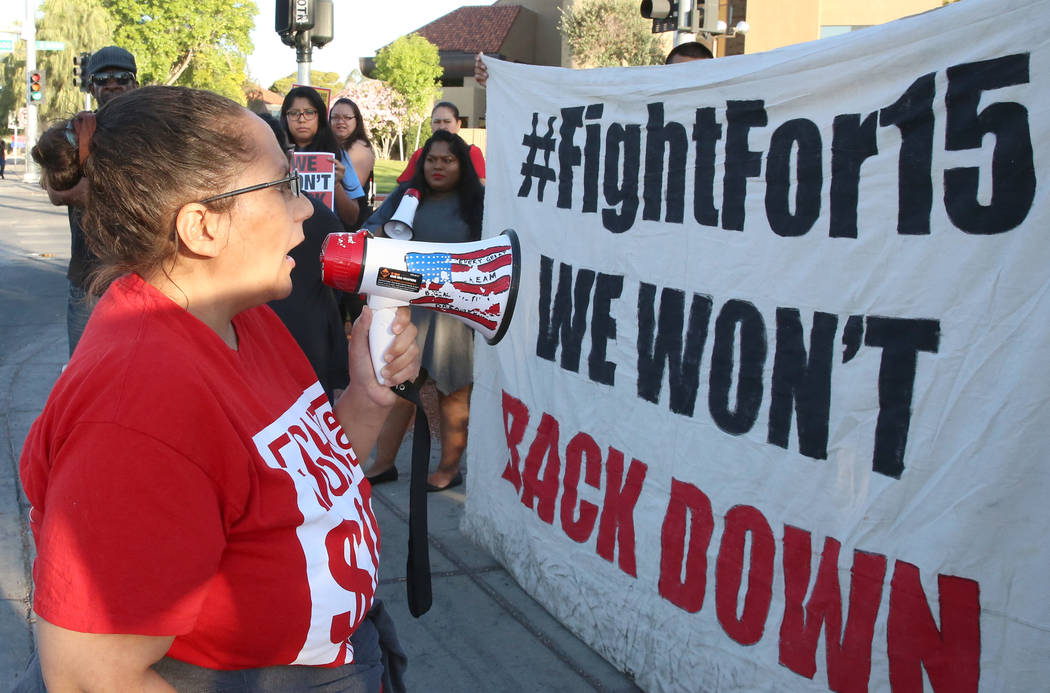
91, 71, 136, 86
200, 167, 302, 204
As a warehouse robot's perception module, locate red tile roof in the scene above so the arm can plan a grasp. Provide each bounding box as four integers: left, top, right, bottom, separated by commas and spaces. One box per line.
245, 83, 284, 105
412, 5, 522, 54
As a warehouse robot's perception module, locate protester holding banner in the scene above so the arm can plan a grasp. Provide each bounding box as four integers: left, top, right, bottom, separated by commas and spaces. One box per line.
467, 1, 1050, 686
281, 85, 365, 229
664, 40, 713, 63
17, 85, 420, 691
363, 130, 485, 491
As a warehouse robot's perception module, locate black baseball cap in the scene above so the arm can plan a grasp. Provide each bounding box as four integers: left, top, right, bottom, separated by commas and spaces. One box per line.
86, 46, 137, 76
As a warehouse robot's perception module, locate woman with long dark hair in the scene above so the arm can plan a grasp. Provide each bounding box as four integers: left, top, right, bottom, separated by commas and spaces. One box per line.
362, 129, 484, 491
330, 97, 375, 208
396, 101, 486, 186
280, 86, 365, 229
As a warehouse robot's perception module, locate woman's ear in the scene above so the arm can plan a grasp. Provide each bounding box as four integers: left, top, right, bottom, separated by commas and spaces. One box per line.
174, 203, 228, 258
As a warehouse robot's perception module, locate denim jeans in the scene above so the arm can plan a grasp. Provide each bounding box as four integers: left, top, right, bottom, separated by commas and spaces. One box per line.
66, 282, 93, 358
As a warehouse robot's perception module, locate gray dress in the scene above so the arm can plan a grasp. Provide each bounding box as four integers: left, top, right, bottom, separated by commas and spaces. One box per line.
376, 191, 475, 395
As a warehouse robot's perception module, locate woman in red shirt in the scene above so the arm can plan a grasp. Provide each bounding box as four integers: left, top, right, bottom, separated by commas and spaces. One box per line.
18, 86, 419, 692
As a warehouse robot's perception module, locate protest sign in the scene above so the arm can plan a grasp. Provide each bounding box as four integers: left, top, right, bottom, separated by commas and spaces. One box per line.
464, 0, 1050, 690
294, 151, 336, 211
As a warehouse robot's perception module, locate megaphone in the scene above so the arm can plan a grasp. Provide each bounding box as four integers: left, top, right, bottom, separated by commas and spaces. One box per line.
320, 229, 521, 384
382, 188, 420, 240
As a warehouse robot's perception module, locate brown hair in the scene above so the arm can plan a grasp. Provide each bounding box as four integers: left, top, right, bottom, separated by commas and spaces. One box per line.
31, 120, 81, 191
74, 86, 256, 295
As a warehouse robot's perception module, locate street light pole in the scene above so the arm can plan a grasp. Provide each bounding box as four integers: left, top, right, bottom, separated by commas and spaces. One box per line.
23, 0, 39, 184
296, 30, 312, 85
675, 0, 693, 46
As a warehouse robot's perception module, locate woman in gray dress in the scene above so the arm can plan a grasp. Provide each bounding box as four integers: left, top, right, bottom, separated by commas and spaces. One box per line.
362, 130, 485, 491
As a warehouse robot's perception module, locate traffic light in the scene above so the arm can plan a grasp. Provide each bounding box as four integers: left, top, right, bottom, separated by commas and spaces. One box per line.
276, 0, 315, 34
28, 70, 45, 104
73, 52, 92, 91
311, 0, 333, 47
641, 0, 680, 33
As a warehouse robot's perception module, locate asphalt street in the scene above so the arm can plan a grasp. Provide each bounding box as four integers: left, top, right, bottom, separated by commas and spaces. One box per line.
0, 163, 642, 692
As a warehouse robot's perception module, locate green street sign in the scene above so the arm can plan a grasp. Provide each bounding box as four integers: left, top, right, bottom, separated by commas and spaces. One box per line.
0, 39, 13, 53
35, 40, 65, 51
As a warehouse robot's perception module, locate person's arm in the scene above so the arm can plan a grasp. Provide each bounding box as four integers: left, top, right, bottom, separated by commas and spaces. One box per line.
46, 176, 88, 208
38, 617, 176, 692
337, 152, 366, 199
332, 182, 361, 229
334, 305, 419, 457
470, 146, 486, 186
474, 53, 489, 88
349, 141, 375, 192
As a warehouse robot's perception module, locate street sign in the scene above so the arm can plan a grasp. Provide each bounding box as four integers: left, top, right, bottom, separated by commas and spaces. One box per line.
35, 40, 65, 51
17, 107, 28, 128
0, 39, 13, 52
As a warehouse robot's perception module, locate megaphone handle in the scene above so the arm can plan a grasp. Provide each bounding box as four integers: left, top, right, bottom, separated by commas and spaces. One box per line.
367, 294, 408, 385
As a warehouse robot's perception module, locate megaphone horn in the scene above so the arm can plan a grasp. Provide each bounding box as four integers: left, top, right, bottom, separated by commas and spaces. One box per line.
320, 229, 521, 384
382, 188, 420, 240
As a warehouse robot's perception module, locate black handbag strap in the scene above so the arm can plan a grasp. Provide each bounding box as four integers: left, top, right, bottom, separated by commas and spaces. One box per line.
393, 380, 433, 618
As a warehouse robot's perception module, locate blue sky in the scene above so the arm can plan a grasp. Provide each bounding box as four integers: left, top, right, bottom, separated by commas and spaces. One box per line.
248, 0, 492, 87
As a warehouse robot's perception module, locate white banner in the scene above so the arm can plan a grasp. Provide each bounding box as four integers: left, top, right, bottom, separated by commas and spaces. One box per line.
463, 0, 1050, 691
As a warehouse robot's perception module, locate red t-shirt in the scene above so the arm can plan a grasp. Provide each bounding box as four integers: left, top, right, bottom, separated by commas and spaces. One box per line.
20, 274, 380, 669
396, 143, 486, 183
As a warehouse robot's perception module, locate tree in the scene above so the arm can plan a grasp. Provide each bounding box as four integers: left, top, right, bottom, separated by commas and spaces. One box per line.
373, 34, 442, 157
272, 70, 344, 97
100, 0, 256, 103
0, 0, 113, 129
560, 0, 665, 68
335, 78, 408, 160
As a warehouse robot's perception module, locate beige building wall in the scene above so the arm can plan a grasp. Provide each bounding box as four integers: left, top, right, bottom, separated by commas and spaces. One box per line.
820, 0, 942, 27
494, 0, 567, 66
499, 10, 541, 62
740, 0, 945, 54
741, 0, 821, 54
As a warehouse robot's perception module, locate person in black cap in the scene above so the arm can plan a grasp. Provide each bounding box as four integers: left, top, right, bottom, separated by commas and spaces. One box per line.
85, 45, 139, 107
45, 45, 139, 357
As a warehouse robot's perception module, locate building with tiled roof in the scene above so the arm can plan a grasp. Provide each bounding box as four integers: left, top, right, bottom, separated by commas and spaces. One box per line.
361, 0, 947, 131
245, 83, 286, 116
361, 0, 572, 129
414, 5, 524, 54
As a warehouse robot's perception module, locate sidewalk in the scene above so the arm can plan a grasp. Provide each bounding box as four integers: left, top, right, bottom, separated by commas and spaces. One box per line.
0, 170, 642, 692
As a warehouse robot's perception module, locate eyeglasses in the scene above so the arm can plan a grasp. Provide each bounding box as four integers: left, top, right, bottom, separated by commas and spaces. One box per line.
200, 168, 301, 204
330, 114, 356, 122
91, 71, 136, 86
286, 109, 318, 121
